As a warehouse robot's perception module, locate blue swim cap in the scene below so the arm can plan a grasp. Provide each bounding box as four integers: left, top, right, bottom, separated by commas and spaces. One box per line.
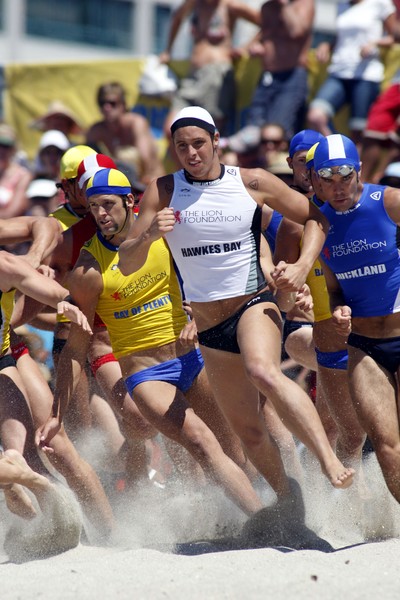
86, 168, 131, 198
313, 134, 360, 172
289, 129, 324, 158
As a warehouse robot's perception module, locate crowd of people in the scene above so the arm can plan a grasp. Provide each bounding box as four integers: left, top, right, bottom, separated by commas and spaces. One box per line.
1, 0, 400, 556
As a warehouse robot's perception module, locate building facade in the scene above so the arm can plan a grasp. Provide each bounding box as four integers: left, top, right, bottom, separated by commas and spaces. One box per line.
0, 0, 338, 65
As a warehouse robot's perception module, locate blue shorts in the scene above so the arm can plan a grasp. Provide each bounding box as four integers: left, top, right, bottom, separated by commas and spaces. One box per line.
315, 348, 348, 370
246, 67, 308, 138
310, 76, 380, 132
198, 290, 276, 354
347, 333, 400, 374
125, 348, 204, 395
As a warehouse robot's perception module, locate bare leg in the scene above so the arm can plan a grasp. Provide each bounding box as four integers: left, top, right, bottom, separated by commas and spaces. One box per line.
313, 318, 366, 464
348, 348, 400, 503
237, 303, 354, 488
260, 393, 303, 481
318, 366, 365, 464
16, 352, 115, 540
131, 379, 263, 516
284, 325, 317, 372
93, 358, 156, 487
187, 368, 258, 481
200, 348, 291, 499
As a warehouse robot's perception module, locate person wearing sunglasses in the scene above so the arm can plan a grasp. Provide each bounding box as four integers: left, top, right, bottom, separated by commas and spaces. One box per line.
275, 139, 366, 476
307, 133, 400, 507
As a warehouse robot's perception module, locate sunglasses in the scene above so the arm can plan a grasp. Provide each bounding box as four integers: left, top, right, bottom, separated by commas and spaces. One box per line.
99, 99, 119, 108
56, 178, 76, 189
260, 138, 284, 145
317, 164, 356, 179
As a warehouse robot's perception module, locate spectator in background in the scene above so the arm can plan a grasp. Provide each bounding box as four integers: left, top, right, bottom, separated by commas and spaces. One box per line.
267, 153, 294, 187
243, 0, 314, 139
379, 160, 400, 186
260, 122, 289, 168
30, 100, 84, 139
33, 130, 70, 181
361, 74, 400, 182
360, 0, 400, 182
86, 82, 164, 185
219, 124, 265, 168
160, 0, 261, 136
0, 123, 32, 219
307, 0, 397, 147
26, 178, 61, 218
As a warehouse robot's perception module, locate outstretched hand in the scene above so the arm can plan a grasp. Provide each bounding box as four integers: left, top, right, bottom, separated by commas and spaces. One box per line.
57, 301, 92, 334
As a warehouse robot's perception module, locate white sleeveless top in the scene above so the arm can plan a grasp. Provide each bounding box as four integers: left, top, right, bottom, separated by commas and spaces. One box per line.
165, 165, 265, 302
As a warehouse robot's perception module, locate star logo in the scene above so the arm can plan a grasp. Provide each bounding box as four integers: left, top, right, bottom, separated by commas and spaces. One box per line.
110, 291, 122, 301
322, 247, 331, 260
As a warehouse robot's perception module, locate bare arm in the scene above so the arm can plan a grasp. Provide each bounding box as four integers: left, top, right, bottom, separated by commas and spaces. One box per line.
160, 0, 195, 60
0, 251, 91, 331
242, 168, 329, 290
119, 175, 174, 275
229, 0, 261, 26
0, 215, 61, 268
36, 251, 101, 448
24, 216, 62, 269
319, 256, 351, 337
273, 216, 303, 264
383, 186, 400, 224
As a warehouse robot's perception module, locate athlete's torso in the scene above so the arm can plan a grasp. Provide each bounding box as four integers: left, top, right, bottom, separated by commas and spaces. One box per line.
320, 183, 400, 317
165, 165, 265, 302
83, 233, 188, 358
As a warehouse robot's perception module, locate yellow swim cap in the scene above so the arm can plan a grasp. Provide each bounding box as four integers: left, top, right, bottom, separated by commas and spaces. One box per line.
60, 145, 96, 179
305, 142, 320, 170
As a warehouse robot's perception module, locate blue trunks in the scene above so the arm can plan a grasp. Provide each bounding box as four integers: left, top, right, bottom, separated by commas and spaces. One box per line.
347, 333, 400, 374
315, 348, 348, 370
125, 348, 204, 395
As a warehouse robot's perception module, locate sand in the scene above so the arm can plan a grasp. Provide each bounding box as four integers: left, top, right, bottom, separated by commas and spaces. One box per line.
1, 452, 400, 599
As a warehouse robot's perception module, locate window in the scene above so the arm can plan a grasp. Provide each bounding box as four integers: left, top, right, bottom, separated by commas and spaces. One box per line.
26, 0, 134, 49
153, 5, 172, 54
0, 0, 3, 31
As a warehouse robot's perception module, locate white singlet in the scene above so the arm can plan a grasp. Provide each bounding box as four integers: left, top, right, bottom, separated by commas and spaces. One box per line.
165, 165, 265, 302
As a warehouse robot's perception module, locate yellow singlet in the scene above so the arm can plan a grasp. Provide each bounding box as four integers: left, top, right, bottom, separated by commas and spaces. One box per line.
0, 290, 16, 354
83, 234, 188, 358
50, 203, 82, 232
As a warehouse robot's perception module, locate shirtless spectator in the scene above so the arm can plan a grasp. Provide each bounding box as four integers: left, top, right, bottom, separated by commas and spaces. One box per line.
160, 0, 261, 135
86, 82, 164, 185
244, 0, 314, 139
0, 123, 32, 219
